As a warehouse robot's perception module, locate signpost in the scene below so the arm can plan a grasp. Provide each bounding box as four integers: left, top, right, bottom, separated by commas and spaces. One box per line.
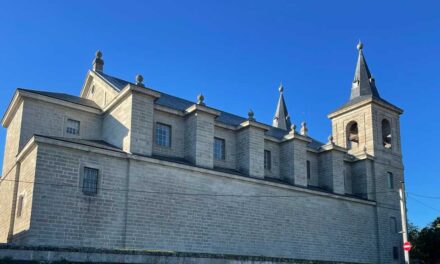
403, 241, 412, 252
400, 182, 410, 264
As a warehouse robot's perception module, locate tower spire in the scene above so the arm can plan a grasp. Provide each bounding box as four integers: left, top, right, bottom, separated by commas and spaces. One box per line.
272, 83, 292, 130
350, 41, 380, 100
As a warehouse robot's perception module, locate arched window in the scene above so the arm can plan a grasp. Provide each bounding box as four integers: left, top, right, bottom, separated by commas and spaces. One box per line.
346, 122, 359, 149
382, 119, 392, 149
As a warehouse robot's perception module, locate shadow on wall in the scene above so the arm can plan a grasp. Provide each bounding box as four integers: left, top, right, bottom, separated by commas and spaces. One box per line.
102, 114, 129, 150
9, 230, 29, 245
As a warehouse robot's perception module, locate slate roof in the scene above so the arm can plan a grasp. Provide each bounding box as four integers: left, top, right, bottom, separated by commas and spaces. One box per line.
272, 84, 292, 130
18, 88, 100, 110
330, 43, 402, 114
19, 71, 325, 150
350, 43, 380, 100
35, 135, 123, 152
96, 71, 326, 150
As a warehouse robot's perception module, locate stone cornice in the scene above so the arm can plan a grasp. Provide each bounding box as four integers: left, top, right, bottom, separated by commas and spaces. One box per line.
184, 104, 221, 117
328, 97, 403, 119
237, 120, 270, 131
281, 130, 312, 143
2, 89, 102, 127
319, 142, 347, 153
102, 84, 161, 114
21, 135, 377, 206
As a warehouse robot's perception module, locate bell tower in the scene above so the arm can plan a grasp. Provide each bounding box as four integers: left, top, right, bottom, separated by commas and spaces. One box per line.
328, 41, 403, 157
328, 41, 405, 263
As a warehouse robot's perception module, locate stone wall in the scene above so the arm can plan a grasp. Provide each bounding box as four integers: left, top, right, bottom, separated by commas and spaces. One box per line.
19, 141, 380, 263
0, 245, 368, 264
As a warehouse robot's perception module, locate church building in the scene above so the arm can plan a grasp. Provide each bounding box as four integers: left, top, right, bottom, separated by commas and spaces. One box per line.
0, 42, 405, 263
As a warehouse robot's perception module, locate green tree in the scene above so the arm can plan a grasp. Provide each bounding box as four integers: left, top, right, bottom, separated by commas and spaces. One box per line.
410, 217, 440, 264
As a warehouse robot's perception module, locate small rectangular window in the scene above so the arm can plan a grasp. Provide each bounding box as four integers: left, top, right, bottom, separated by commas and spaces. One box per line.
66, 119, 80, 135
214, 137, 225, 160
390, 217, 397, 233
155, 123, 171, 147
16, 195, 24, 218
264, 150, 271, 170
83, 167, 99, 195
306, 160, 311, 179
387, 172, 394, 189
393, 246, 399, 260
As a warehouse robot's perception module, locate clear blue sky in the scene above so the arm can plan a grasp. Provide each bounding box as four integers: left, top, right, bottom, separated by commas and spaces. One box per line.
0, 0, 439, 227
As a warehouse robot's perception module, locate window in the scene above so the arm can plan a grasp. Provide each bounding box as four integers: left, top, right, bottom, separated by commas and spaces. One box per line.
382, 119, 392, 149
393, 246, 399, 260
214, 137, 225, 160
16, 195, 24, 218
155, 123, 171, 147
346, 122, 359, 149
390, 217, 397, 233
66, 119, 80, 135
306, 160, 311, 180
387, 172, 394, 189
83, 167, 99, 195
264, 150, 271, 170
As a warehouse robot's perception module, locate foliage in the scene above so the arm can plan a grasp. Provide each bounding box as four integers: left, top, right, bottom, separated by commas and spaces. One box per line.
409, 217, 440, 264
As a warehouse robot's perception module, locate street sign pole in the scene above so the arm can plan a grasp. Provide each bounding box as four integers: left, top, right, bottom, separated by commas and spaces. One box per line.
400, 181, 410, 264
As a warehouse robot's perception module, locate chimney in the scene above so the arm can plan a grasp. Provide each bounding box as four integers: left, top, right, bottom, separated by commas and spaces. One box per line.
92, 50, 104, 72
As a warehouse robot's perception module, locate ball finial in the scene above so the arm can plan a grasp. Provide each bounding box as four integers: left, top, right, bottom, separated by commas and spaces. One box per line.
290, 123, 296, 132
248, 109, 255, 121
136, 74, 144, 86
95, 50, 102, 59
278, 82, 284, 93
197, 93, 205, 105
357, 40, 363, 50
328, 134, 334, 144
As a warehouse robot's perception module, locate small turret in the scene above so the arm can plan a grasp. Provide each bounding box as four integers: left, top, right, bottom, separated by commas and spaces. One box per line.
272, 83, 292, 130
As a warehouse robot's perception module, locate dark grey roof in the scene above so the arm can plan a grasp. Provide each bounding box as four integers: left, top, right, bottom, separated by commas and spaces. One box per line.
18, 88, 100, 110
330, 43, 401, 115
35, 135, 123, 152
94, 71, 132, 91
350, 44, 380, 100
94, 71, 325, 149
272, 84, 291, 130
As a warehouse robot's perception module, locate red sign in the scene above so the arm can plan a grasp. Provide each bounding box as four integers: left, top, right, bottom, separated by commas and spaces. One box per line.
403, 241, 412, 251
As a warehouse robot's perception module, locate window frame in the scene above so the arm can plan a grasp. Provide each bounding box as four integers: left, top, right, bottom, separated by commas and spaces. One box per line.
390, 217, 398, 234
155, 122, 172, 148
214, 137, 226, 161
16, 194, 24, 218
264, 150, 272, 171
81, 166, 100, 196
306, 160, 311, 180
387, 172, 394, 189
392, 246, 399, 260
66, 118, 81, 136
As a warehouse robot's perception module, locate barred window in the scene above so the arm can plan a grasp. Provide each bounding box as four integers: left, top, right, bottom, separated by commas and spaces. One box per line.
393, 246, 399, 260
16, 195, 24, 218
264, 150, 271, 170
390, 217, 397, 233
66, 119, 80, 135
306, 160, 311, 179
214, 137, 225, 160
83, 167, 99, 195
155, 123, 171, 147
387, 172, 394, 189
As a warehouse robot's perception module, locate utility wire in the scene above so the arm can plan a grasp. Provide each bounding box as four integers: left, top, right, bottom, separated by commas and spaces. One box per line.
406, 192, 440, 200
407, 194, 440, 214
0, 178, 399, 198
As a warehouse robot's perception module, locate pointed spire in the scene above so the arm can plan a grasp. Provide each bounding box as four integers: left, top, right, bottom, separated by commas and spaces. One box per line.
272, 83, 292, 130
350, 41, 380, 100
